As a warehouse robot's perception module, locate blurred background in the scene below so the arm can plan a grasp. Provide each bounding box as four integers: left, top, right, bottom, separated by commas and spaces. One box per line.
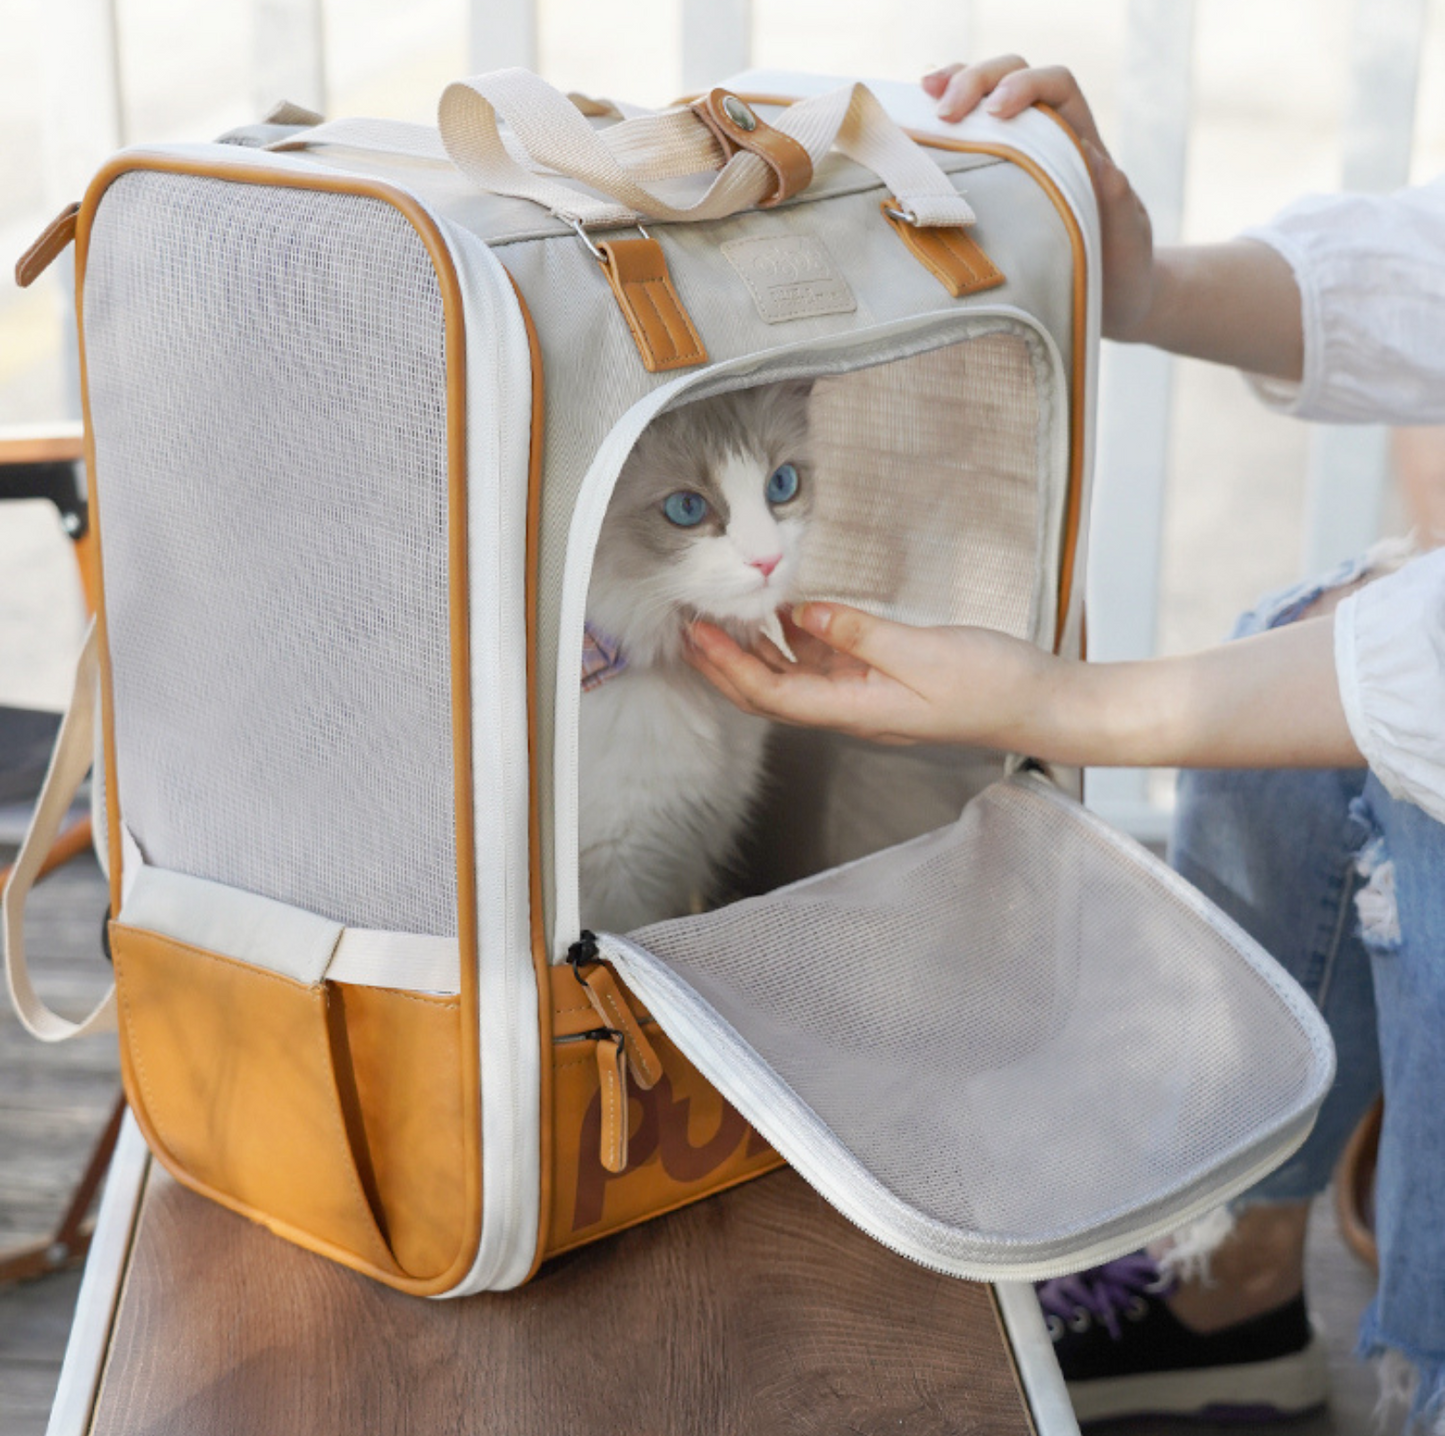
2, 0, 1444, 826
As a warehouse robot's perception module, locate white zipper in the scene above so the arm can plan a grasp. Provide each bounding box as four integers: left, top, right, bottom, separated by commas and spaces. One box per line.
437, 220, 543, 1296
584, 771, 1332, 1280
550, 306, 1072, 962
592, 912, 1320, 1284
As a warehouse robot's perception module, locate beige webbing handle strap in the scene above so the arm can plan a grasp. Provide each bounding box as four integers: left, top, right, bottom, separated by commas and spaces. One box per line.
265, 102, 704, 178
3, 621, 117, 1042
438, 69, 754, 227
436, 71, 976, 230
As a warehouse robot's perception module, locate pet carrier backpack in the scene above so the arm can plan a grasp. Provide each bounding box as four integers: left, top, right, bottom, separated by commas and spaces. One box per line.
6, 70, 1333, 1296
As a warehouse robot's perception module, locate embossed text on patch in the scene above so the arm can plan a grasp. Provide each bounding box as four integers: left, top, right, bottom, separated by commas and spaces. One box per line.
721, 235, 857, 324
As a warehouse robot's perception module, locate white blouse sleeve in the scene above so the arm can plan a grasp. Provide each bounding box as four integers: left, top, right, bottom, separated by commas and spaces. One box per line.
1240, 177, 1445, 424
1334, 547, 1445, 824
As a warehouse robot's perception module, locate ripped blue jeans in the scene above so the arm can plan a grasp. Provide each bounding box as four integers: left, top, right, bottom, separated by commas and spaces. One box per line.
1170, 557, 1445, 1426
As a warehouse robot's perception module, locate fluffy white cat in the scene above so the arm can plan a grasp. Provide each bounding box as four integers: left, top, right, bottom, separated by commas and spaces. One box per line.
578, 383, 814, 933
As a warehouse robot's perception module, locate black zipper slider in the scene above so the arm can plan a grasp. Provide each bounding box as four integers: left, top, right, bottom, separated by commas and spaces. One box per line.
567, 929, 600, 985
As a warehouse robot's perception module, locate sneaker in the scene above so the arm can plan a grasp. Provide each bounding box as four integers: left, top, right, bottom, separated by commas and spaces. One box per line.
1036, 1252, 1329, 1424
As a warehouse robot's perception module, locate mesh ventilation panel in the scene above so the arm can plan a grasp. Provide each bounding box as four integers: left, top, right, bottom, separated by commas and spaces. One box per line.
801, 336, 1045, 639
85, 171, 457, 935
737, 335, 1049, 889
628, 777, 1332, 1260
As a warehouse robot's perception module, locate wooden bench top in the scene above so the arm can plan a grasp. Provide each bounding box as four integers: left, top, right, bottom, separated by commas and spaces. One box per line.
52, 1118, 1075, 1434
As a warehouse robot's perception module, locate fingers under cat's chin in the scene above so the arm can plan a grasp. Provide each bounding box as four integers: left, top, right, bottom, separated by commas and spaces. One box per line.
693, 599, 788, 632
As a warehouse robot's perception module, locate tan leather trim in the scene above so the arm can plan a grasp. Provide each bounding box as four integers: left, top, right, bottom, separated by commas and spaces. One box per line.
594, 1032, 630, 1173
75, 154, 483, 1296
1035, 103, 1091, 171
501, 272, 559, 1286
595, 237, 708, 373
690, 89, 813, 207
719, 95, 1092, 654
573, 962, 663, 1090
69, 530, 101, 617
550, 961, 653, 1037
72, 177, 123, 920
880, 200, 1005, 297
903, 132, 1088, 653
15, 203, 80, 289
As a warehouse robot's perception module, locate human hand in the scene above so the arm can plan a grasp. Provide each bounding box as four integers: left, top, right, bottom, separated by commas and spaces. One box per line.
685, 602, 1051, 750
921, 57, 1157, 341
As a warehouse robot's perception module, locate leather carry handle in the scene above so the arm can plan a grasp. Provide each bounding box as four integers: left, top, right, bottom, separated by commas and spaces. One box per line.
3, 619, 118, 1042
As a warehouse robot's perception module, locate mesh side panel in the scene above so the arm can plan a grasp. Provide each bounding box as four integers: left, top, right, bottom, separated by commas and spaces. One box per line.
802, 336, 1043, 637
631, 778, 1330, 1244
85, 171, 456, 934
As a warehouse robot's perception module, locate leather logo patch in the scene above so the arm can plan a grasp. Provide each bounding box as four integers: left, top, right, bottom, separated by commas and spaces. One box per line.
721, 234, 857, 324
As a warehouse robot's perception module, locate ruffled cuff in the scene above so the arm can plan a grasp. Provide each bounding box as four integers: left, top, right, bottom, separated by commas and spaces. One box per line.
1333, 551, 1445, 825
1236, 225, 1324, 418
1235, 182, 1445, 424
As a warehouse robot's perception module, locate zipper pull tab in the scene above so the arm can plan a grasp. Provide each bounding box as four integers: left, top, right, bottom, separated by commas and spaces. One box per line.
569, 933, 663, 1091
593, 1029, 630, 1173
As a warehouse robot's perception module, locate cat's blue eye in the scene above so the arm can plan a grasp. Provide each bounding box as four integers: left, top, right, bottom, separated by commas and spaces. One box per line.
766, 463, 800, 505
663, 490, 709, 527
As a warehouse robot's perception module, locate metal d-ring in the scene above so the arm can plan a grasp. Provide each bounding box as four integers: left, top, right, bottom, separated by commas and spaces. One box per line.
566, 215, 654, 261
884, 204, 918, 225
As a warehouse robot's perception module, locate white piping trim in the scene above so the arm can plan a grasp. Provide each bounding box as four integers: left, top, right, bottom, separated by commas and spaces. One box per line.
442, 218, 543, 1296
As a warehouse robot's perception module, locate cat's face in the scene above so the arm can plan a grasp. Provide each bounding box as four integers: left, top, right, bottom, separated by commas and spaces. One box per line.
590, 383, 814, 656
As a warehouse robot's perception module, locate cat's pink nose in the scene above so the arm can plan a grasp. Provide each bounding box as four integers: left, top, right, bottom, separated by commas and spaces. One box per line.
750, 554, 782, 580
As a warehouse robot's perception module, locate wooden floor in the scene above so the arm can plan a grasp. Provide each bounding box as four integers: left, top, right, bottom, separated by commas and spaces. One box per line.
0, 849, 1384, 1435
0, 847, 118, 1433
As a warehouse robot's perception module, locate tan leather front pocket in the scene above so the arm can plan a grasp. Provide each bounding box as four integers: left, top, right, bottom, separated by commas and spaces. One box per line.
331, 981, 467, 1279
112, 923, 407, 1276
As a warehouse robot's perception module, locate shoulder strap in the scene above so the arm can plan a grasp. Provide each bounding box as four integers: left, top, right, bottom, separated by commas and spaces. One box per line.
3, 620, 117, 1042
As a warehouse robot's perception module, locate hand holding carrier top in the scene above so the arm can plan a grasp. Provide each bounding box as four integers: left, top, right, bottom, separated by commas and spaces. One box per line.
5, 70, 1333, 1296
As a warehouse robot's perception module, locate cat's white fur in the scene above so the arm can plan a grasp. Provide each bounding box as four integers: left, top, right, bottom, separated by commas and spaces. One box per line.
579, 386, 813, 932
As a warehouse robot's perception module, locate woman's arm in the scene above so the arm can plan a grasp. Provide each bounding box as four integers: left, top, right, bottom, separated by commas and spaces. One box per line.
686, 604, 1362, 770
923, 59, 1304, 381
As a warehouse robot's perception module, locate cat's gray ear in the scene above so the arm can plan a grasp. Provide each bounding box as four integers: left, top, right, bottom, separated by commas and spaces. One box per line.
777, 377, 816, 402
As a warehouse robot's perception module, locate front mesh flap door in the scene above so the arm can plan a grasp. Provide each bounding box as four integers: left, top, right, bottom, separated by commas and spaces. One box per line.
597, 775, 1334, 1281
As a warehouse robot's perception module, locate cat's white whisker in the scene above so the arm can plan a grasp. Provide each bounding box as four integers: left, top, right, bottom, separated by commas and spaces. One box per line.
761, 611, 798, 663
